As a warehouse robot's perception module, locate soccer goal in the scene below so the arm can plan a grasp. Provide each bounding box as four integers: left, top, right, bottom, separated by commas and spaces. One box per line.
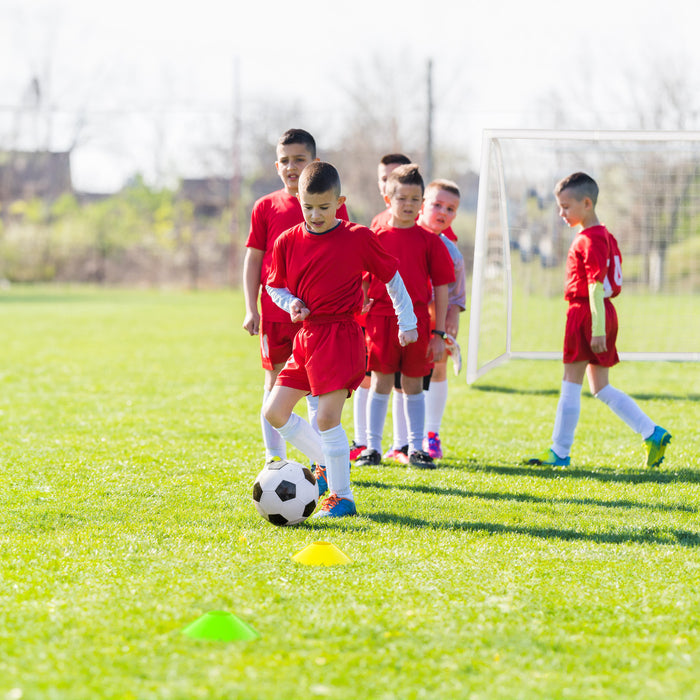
466, 129, 700, 384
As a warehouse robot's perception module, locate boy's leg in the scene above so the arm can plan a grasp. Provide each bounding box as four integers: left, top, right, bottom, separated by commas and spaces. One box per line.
314, 390, 357, 518
525, 362, 586, 466
264, 385, 324, 465
391, 388, 409, 451
351, 376, 370, 456
589, 366, 670, 466
356, 371, 393, 465
261, 367, 286, 460
424, 358, 448, 458
401, 374, 435, 468
306, 394, 320, 433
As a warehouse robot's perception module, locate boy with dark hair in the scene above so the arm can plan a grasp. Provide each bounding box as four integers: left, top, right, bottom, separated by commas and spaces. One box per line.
242, 129, 348, 463
524, 172, 671, 468
356, 164, 454, 469
263, 162, 417, 517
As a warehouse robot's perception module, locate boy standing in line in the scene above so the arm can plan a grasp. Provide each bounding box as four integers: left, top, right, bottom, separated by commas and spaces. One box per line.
242, 129, 348, 462
356, 164, 454, 469
524, 172, 671, 467
347, 153, 414, 463
263, 162, 417, 517
417, 179, 466, 459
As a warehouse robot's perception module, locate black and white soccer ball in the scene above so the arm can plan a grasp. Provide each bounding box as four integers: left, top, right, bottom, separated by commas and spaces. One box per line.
252, 459, 319, 526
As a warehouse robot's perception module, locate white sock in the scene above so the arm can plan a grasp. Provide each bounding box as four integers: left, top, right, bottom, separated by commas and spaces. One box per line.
595, 384, 656, 439
261, 388, 286, 460
404, 392, 425, 454
276, 413, 324, 465
551, 380, 581, 458
306, 394, 320, 434
392, 390, 408, 450
366, 390, 391, 453
353, 385, 368, 445
424, 379, 448, 435
320, 424, 353, 500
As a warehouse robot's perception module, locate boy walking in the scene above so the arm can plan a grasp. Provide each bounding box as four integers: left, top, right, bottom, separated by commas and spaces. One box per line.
524, 172, 671, 468
242, 129, 348, 462
263, 162, 417, 517
356, 164, 454, 469
416, 179, 466, 459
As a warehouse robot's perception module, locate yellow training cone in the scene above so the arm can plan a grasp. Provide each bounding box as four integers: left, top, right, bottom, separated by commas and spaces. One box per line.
182, 611, 259, 642
292, 541, 352, 566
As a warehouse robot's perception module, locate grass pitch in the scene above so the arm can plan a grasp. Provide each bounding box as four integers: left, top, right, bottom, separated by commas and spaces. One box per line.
1, 287, 699, 700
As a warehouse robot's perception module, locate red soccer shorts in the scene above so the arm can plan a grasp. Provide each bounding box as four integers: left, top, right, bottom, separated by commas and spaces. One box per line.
260, 317, 299, 370
365, 313, 432, 378
563, 299, 620, 367
276, 318, 366, 397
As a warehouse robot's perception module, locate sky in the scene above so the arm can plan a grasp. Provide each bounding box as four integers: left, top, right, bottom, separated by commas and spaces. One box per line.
2, 0, 699, 192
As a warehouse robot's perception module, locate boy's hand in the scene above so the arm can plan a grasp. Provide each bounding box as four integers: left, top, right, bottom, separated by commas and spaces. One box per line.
289, 298, 310, 323
427, 335, 446, 363
361, 298, 374, 315
243, 310, 260, 335
591, 335, 607, 354
398, 328, 418, 347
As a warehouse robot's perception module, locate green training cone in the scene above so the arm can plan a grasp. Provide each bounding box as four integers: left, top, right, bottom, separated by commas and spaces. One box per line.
182, 610, 259, 642
292, 541, 352, 566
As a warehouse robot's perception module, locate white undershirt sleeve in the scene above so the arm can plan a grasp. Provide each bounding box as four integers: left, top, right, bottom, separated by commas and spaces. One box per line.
385, 271, 417, 332
265, 285, 301, 315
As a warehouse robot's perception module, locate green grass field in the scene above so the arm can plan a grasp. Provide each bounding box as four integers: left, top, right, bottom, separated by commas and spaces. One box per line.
1, 287, 699, 700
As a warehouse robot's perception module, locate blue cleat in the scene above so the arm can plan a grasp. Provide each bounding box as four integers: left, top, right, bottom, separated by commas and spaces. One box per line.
312, 494, 357, 518
643, 426, 672, 468
523, 448, 570, 467
313, 464, 328, 497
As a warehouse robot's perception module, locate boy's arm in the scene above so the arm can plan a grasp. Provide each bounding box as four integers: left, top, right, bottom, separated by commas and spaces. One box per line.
428, 284, 448, 362
242, 247, 264, 335
265, 285, 310, 323
385, 271, 418, 346
589, 281, 607, 353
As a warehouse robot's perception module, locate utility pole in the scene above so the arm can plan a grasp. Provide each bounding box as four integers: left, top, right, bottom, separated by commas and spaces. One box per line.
229, 55, 242, 286
425, 58, 434, 182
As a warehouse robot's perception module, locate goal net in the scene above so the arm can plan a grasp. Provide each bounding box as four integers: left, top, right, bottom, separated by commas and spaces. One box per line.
466, 130, 700, 384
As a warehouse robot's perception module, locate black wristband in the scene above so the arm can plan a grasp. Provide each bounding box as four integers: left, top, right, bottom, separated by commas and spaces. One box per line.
431, 329, 446, 338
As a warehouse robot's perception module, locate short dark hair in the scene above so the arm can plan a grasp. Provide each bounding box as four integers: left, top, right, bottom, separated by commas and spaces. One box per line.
555, 172, 599, 205
385, 163, 424, 198
380, 153, 412, 167
278, 128, 317, 159
299, 161, 341, 197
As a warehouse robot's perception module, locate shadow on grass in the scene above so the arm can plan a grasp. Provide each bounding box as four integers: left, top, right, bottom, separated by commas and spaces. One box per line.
471, 383, 698, 402
355, 478, 698, 515
455, 460, 700, 485
360, 512, 700, 547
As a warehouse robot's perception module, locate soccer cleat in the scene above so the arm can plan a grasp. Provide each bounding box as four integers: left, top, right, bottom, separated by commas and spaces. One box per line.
643, 426, 672, 468
312, 494, 358, 518
523, 448, 570, 467
355, 448, 381, 466
349, 441, 366, 461
383, 445, 409, 464
422, 432, 443, 459
408, 449, 436, 469
313, 464, 328, 497
265, 456, 283, 465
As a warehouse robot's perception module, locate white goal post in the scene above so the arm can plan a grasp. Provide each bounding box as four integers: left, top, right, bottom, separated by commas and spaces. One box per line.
466, 129, 700, 384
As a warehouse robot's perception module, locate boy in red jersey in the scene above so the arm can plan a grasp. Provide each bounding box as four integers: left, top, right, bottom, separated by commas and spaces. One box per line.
524, 172, 671, 468
263, 162, 417, 518
356, 164, 455, 469
242, 129, 349, 462
416, 179, 466, 459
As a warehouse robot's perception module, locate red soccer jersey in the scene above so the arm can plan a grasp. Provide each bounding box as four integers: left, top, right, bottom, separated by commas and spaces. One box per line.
366, 224, 455, 319
564, 224, 622, 302
246, 188, 349, 322
266, 221, 399, 319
